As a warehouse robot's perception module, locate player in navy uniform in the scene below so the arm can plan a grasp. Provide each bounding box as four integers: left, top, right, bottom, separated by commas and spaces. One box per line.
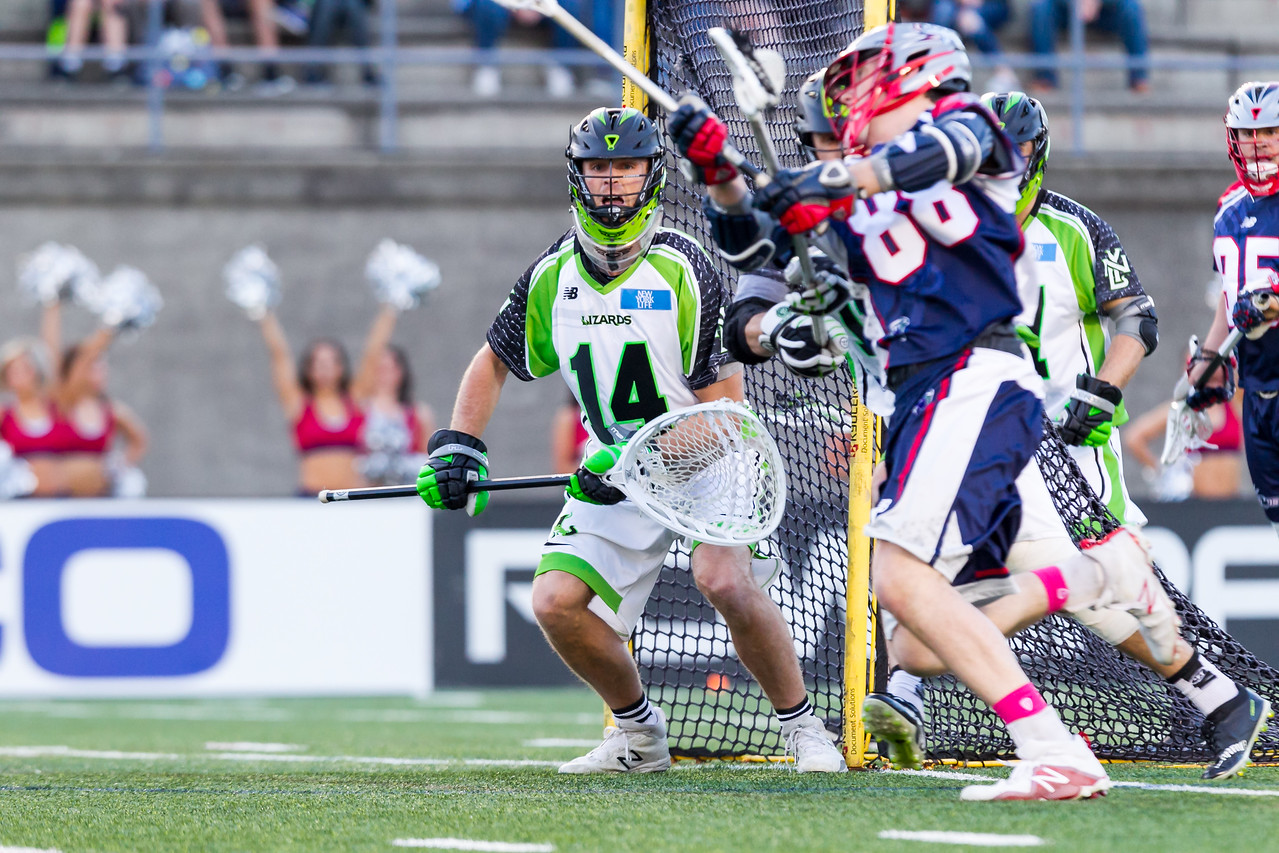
1188, 81, 1279, 541
671, 23, 1177, 801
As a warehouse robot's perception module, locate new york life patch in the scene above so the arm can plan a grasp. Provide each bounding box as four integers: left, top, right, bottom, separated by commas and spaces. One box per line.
620, 288, 672, 310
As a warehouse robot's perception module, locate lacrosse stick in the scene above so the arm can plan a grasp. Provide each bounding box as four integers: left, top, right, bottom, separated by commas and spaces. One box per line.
487, 0, 763, 179
708, 27, 827, 344
321, 399, 788, 547
1159, 328, 1243, 467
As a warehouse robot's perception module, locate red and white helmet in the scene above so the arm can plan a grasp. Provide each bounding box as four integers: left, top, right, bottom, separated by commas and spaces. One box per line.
1226, 81, 1279, 196
822, 23, 970, 155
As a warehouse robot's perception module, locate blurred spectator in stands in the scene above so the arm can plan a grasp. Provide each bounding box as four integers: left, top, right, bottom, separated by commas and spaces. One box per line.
457, 0, 591, 99
1124, 392, 1245, 501
58, 0, 130, 82
304, 0, 379, 87
0, 337, 68, 496
204, 0, 294, 93
550, 391, 589, 474
256, 310, 366, 495
931, 0, 1019, 92
1028, 0, 1149, 93
350, 305, 436, 486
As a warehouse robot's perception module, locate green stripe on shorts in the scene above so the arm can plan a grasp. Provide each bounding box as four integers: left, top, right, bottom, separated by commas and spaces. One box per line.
536, 552, 623, 613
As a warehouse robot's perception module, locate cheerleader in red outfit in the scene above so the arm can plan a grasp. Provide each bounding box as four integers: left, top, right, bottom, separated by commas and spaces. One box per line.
0, 337, 69, 496
258, 310, 367, 495
55, 329, 148, 497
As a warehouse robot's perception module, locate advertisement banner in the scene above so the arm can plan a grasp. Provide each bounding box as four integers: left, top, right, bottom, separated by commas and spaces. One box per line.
0, 499, 431, 696
432, 501, 580, 687
1142, 498, 1279, 667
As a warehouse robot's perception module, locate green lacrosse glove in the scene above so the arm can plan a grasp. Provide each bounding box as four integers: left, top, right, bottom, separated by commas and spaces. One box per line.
417, 429, 490, 517
567, 443, 626, 505
1058, 374, 1124, 447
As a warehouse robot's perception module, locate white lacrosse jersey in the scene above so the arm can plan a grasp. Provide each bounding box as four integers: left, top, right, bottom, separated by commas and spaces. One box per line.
1013, 190, 1149, 525
487, 228, 736, 451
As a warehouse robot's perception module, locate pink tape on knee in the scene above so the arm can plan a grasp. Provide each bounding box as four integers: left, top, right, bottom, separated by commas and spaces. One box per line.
992, 683, 1048, 725
1031, 565, 1070, 614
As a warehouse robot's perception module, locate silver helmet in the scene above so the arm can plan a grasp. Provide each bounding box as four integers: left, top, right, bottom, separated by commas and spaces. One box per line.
1226, 81, 1279, 196
823, 23, 971, 154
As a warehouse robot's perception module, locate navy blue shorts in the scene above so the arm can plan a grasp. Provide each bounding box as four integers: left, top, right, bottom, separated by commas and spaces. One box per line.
1243, 390, 1279, 522
866, 347, 1045, 585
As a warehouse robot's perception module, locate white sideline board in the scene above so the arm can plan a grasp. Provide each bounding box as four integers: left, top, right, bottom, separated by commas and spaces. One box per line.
0, 499, 431, 697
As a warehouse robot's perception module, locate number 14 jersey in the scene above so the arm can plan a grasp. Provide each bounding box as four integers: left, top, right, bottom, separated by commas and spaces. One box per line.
487, 228, 736, 449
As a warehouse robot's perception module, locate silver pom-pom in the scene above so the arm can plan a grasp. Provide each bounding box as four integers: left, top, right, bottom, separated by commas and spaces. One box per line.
223, 245, 282, 321
365, 239, 441, 311
92, 266, 163, 334
16, 242, 100, 307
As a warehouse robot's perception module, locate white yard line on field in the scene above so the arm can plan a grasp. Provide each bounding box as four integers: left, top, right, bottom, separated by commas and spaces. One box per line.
339, 710, 599, 725
0, 745, 559, 769
205, 742, 306, 753
392, 840, 552, 852
522, 739, 602, 748
0, 847, 63, 853
878, 830, 1044, 847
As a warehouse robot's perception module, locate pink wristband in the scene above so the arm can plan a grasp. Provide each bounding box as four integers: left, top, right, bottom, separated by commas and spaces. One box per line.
1032, 565, 1070, 614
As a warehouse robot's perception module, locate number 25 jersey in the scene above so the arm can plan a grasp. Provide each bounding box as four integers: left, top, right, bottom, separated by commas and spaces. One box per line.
1215, 182, 1279, 392
486, 228, 736, 447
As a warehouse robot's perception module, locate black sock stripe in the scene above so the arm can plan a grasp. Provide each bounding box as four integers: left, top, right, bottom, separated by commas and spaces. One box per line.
612, 696, 651, 719
776, 698, 813, 721
1167, 649, 1202, 684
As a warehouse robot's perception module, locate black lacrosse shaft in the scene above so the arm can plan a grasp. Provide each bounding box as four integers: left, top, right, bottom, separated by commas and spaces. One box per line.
320, 474, 572, 503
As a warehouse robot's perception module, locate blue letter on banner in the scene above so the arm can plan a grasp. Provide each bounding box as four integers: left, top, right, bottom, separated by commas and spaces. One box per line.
24, 518, 230, 677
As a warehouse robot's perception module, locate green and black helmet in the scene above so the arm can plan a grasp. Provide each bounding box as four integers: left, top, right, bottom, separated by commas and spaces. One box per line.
566, 107, 667, 275
981, 90, 1050, 218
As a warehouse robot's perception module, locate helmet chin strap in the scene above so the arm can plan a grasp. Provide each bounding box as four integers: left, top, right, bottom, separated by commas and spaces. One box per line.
574, 209, 662, 276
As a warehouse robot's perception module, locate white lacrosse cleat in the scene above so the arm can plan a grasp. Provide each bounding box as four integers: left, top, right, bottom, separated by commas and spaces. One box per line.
785, 716, 847, 773
558, 708, 671, 774
1080, 525, 1180, 666
960, 735, 1111, 801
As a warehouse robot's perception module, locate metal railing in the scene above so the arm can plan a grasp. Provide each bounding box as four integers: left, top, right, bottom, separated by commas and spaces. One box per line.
4, 1, 1278, 154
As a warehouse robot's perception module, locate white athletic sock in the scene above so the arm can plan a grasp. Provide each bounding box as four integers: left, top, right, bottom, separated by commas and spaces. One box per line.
776, 697, 816, 737
612, 695, 661, 731
887, 668, 925, 720
1006, 707, 1075, 755
1169, 650, 1240, 717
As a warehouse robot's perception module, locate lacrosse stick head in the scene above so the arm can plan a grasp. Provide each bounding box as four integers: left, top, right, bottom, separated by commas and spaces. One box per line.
707, 27, 786, 120
823, 23, 970, 155
611, 400, 787, 546
1160, 400, 1217, 468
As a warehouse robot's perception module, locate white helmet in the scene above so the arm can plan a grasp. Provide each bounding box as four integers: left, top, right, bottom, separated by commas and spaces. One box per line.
1225, 81, 1279, 196
823, 23, 971, 154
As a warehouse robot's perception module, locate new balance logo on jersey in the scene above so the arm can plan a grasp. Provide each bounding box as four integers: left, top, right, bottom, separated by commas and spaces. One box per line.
620, 288, 672, 310
1101, 248, 1132, 288
563, 286, 579, 299
582, 314, 633, 326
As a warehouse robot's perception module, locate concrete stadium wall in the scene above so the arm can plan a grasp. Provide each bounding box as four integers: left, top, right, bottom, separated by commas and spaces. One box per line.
0, 151, 1242, 498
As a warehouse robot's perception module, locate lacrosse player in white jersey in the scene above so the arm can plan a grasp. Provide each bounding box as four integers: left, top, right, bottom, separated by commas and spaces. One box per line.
417, 107, 845, 774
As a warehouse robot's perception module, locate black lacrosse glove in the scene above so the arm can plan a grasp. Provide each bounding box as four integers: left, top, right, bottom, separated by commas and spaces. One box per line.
783, 250, 852, 315
1058, 374, 1124, 447
758, 302, 847, 379
417, 429, 489, 516
1184, 348, 1237, 413
567, 444, 626, 505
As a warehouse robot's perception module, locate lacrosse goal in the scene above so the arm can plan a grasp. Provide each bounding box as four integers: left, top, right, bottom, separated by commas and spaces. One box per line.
623, 0, 1279, 767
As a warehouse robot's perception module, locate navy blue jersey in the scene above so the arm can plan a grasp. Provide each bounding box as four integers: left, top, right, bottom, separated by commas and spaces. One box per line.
1213, 183, 1279, 392
821, 113, 1025, 370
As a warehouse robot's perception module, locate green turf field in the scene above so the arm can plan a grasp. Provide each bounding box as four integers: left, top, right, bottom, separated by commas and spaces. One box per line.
0, 689, 1274, 852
